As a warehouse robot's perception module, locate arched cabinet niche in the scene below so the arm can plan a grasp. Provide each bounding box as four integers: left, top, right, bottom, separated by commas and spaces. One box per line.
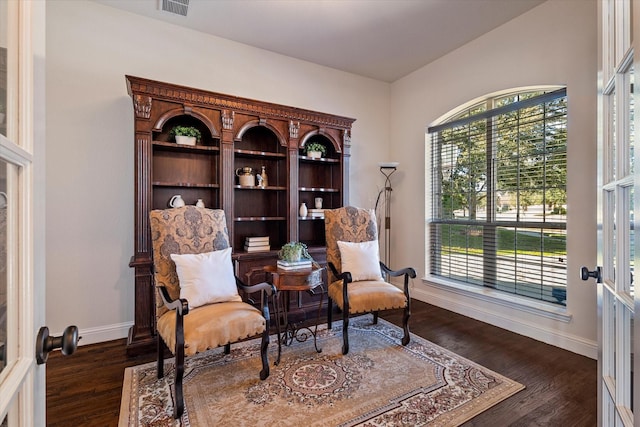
233, 125, 287, 252
151, 114, 221, 211
298, 132, 342, 247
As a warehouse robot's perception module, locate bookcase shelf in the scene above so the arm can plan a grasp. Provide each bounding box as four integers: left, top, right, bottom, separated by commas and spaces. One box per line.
153, 182, 220, 188
234, 216, 287, 222
234, 149, 287, 159
233, 185, 287, 191
153, 140, 220, 152
299, 187, 340, 192
299, 155, 340, 163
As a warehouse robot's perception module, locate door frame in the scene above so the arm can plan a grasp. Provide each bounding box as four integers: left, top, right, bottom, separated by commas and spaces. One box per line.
597, 0, 639, 425
0, 1, 46, 425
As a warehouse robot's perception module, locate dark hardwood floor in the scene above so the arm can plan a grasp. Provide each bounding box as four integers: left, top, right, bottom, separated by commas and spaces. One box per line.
46, 300, 596, 426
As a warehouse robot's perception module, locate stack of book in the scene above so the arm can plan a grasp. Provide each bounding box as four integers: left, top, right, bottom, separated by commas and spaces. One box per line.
244, 236, 270, 252
277, 259, 313, 270
308, 208, 324, 219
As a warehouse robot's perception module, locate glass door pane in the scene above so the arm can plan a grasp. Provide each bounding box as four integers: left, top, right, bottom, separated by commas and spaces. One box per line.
0, 0, 7, 138
0, 159, 5, 374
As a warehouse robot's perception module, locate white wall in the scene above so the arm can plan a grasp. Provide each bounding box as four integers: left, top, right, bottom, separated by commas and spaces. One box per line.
45, 1, 390, 343
389, 0, 598, 358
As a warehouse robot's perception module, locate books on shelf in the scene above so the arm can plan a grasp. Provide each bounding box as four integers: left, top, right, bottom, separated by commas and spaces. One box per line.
308, 208, 324, 219
244, 244, 271, 253
277, 259, 313, 270
245, 236, 270, 247
245, 241, 270, 247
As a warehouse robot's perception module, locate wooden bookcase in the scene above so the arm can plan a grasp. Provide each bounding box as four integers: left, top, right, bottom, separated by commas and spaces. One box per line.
126, 76, 355, 355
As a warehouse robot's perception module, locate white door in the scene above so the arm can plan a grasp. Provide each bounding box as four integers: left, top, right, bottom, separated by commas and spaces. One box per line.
592, 0, 638, 425
0, 1, 46, 425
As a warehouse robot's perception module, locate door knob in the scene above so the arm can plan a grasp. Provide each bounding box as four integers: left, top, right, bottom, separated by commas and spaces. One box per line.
35, 325, 80, 365
580, 266, 602, 282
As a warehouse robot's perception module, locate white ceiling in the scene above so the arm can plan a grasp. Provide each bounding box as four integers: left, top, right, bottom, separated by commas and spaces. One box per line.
94, 0, 546, 82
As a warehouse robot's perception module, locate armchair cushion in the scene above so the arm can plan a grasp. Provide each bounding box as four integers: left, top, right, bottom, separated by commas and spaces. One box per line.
171, 247, 241, 309
327, 279, 407, 314
157, 301, 266, 356
337, 240, 383, 281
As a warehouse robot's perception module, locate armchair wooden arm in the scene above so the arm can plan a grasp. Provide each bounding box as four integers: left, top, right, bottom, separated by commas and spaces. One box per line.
379, 262, 415, 346
380, 262, 416, 297
328, 261, 353, 307
235, 278, 273, 380
236, 279, 276, 297
380, 263, 416, 279
327, 261, 352, 283
155, 284, 189, 402
236, 278, 276, 321
157, 285, 189, 316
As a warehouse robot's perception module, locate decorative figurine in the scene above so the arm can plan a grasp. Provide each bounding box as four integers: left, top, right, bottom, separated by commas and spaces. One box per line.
259, 165, 268, 188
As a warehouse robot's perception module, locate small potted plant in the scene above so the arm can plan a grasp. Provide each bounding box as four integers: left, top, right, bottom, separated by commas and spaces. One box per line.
278, 241, 312, 262
170, 126, 201, 146
305, 142, 327, 159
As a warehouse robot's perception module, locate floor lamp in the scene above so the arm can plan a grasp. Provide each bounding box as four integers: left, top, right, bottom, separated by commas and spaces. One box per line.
375, 162, 398, 267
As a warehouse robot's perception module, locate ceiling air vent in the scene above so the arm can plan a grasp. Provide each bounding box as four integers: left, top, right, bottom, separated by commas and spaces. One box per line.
160, 0, 189, 17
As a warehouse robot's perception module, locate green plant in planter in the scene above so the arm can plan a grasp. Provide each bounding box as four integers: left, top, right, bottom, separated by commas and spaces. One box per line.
278, 241, 312, 262
170, 126, 202, 142
305, 142, 327, 157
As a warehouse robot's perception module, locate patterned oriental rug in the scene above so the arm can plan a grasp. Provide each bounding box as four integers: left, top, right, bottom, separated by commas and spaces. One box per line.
119, 317, 524, 426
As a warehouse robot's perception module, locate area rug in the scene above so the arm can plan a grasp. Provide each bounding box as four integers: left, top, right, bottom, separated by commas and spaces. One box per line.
119, 317, 524, 426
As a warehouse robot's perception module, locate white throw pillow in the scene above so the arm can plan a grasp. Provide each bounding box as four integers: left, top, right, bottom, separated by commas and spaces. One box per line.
170, 247, 241, 309
337, 240, 383, 282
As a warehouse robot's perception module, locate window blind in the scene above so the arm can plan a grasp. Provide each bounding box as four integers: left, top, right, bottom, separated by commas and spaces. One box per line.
428, 89, 567, 305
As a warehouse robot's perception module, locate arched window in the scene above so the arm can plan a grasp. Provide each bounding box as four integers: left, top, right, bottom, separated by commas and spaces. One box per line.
427, 88, 567, 305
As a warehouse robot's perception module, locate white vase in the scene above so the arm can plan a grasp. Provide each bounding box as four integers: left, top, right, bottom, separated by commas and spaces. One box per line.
175, 135, 196, 146
299, 202, 308, 218
196, 199, 205, 208
169, 195, 185, 208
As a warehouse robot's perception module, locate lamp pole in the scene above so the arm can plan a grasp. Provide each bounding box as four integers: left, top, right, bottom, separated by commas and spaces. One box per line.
377, 164, 397, 267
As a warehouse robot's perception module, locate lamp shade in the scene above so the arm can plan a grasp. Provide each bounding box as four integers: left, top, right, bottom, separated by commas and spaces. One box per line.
378, 162, 399, 169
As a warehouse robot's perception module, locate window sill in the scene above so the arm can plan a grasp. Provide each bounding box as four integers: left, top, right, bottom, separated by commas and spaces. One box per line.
422, 276, 572, 323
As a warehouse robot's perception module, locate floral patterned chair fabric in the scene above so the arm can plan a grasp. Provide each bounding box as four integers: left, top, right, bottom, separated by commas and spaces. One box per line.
151, 206, 231, 319
324, 206, 378, 283
324, 206, 416, 355
149, 206, 274, 419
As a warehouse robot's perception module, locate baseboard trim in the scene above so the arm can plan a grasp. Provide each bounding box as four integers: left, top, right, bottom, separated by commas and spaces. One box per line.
53, 322, 133, 347
411, 284, 597, 360
54, 284, 598, 359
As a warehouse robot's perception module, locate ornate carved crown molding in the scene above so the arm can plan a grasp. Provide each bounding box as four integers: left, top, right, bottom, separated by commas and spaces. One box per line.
222, 110, 234, 130
126, 75, 355, 130
289, 121, 300, 139
133, 95, 152, 119
343, 129, 351, 146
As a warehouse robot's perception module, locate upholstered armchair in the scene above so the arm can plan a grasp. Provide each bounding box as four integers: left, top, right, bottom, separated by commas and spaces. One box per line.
324, 206, 416, 355
149, 206, 274, 418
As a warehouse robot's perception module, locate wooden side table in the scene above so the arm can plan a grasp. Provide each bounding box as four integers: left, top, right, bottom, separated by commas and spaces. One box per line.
264, 264, 325, 365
